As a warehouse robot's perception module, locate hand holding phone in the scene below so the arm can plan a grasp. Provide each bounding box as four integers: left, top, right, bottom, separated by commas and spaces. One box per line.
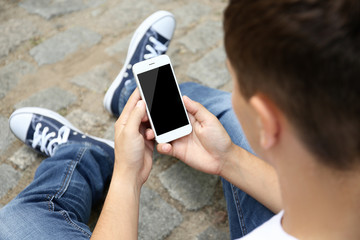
114, 89, 154, 187
133, 55, 192, 143
156, 95, 234, 176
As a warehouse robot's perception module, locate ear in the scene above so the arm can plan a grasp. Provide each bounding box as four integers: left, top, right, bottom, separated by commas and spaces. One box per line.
249, 94, 280, 150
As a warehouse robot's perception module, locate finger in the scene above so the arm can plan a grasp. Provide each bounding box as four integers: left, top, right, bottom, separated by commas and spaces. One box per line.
125, 100, 147, 133
145, 128, 155, 140
157, 143, 173, 156
141, 112, 149, 122
183, 96, 215, 124
116, 88, 141, 128
188, 112, 196, 125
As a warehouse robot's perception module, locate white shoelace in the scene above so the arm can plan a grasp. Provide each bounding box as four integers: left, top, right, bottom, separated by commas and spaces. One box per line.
122, 36, 167, 79
32, 123, 70, 156
144, 36, 167, 59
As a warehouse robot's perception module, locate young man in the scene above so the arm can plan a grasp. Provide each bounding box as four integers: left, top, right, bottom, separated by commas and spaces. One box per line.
93, 1, 360, 239
1, 0, 359, 239
1, 9, 276, 240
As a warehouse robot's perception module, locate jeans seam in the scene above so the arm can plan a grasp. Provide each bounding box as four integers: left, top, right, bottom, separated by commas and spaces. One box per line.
45, 146, 85, 211
46, 194, 54, 211
45, 146, 91, 238
54, 146, 86, 199
60, 210, 91, 238
231, 183, 248, 236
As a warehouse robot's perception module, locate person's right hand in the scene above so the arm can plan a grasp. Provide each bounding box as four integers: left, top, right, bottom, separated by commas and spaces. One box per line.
154, 96, 235, 176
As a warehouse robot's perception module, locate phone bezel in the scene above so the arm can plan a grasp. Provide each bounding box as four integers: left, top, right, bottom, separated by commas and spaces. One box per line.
132, 55, 192, 143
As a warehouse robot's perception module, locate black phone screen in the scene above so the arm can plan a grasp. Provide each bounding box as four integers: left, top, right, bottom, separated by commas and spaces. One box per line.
138, 64, 189, 135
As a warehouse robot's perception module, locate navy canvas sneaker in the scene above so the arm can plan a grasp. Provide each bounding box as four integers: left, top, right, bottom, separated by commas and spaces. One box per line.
103, 10, 176, 116
9, 107, 114, 157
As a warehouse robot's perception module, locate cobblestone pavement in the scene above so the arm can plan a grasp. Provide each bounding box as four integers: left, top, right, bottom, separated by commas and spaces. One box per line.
0, 0, 232, 239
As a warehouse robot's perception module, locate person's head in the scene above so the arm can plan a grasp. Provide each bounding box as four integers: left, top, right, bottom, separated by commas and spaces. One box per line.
224, 0, 360, 171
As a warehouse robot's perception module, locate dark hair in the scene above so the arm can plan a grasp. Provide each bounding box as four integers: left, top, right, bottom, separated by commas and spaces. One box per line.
224, 0, 360, 170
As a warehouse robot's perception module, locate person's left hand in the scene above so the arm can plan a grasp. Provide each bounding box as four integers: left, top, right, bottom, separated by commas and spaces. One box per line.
113, 88, 154, 189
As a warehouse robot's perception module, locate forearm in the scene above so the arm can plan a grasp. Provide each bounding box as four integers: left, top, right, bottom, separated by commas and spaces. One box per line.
221, 144, 282, 213
91, 172, 140, 240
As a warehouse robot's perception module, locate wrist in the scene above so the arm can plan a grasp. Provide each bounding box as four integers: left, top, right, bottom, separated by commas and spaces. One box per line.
219, 143, 240, 178
112, 165, 142, 194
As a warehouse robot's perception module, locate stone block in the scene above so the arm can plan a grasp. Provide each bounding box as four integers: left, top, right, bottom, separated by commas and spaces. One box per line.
103, 124, 115, 142
70, 62, 114, 93
0, 18, 38, 58
9, 146, 41, 170
139, 186, 183, 240
30, 27, 102, 65
0, 116, 15, 155
173, 3, 212, 28
187, 47, 230, 89
179, 20, 223, 53
105, 34, 132, 62
15, 87, 77, 111
0, 164, 21, 199
19, 0, 107, 20
97, 1, 156, 33
197, 226, 230, 240
159, 162, 219, 210
0, 60, 36, 99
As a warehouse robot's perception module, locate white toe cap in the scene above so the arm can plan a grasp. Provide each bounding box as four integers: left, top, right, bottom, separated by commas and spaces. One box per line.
152, 15, 176, 40
9, 111, 33, 142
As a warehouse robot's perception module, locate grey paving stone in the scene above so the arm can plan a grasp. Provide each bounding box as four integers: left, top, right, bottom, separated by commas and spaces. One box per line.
103, 124, 115, 142
9, 146, 41, 170
70, 62, 114, 93
66, 109, 108, 134
91, 8, 104, 17
179, 20, 223, 53
97, 1, 156, 32
159, 162, 219, 210
139, 186, 183, 240
166, 44, 182, 68
0, 60, 36, 99
0, 164, 21, 199
105, 34, 132, 62
0, 18, 38, 58
15, 87, 77, 111
174, 3, 212, 28
30, 27, 102, 66
187, 47, 230, 89
197, 226, 230, 240
19, 0, 106, 20
0, 116, 15, 155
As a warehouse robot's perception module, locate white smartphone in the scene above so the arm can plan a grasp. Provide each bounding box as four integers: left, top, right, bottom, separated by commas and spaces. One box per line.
132, 55, 192, 143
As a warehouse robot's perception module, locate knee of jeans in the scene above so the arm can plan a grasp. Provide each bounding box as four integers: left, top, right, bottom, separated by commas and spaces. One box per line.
180, 82, 202, 93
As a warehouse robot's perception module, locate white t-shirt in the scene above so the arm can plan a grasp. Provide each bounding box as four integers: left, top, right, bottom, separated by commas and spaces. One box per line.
236, 211, 298, 240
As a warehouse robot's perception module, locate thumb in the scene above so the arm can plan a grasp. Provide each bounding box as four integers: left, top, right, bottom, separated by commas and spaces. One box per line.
183, 96, 214, 124
157, 143, 174, 156
126, 100, 146, 132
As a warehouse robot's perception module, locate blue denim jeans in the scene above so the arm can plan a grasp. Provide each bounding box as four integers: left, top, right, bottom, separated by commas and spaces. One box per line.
0, 82, 274, 239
